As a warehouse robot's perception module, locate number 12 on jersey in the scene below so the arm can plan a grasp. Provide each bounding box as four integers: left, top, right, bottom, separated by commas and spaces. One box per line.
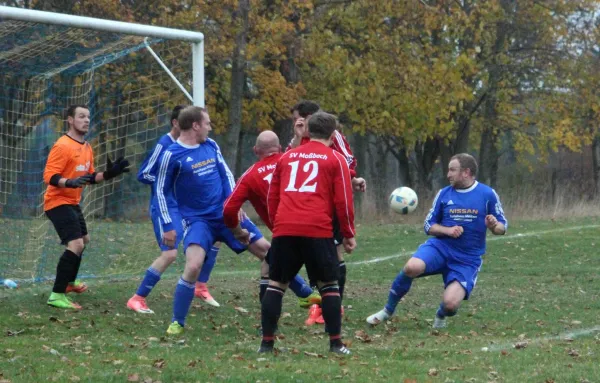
284, 160, 318, 193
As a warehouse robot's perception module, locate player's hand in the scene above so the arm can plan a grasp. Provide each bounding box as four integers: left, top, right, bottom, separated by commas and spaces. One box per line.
64, 174, 95, 188
233, 227, 250, 245
352, 177, 366, 192
103, 156, 130, 180
293, 117, 307, 138
343, 237, 357, 254
237, 209, 247, 224
485, 215, 499, 230
162, 230, 177, 248
445, 225, 464, 238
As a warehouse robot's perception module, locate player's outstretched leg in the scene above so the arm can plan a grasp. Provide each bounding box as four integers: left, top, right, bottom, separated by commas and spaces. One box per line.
195, 245, 220, 307
319, 283, 350, 355
366, 270, 414, 325
259, 284, 285, 352
290, 275, 321, 308
127, 249, 177, 314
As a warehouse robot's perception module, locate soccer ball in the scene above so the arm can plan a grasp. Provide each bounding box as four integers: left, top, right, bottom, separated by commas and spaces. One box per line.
389, 187, 418, 214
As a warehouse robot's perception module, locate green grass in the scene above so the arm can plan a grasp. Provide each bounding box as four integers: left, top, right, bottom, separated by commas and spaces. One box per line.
1, 218, 600, 382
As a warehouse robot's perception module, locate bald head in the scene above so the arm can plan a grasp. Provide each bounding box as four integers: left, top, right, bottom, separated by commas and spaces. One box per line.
254, 131, 281, 158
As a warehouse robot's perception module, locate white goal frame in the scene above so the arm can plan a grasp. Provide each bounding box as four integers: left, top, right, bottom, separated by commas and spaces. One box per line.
0, 5, 205, 106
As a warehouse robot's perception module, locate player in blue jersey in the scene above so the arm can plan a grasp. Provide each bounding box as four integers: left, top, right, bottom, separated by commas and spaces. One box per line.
127, 106, 221, 314
367, 153, 507, 328
157, 106, 271, 335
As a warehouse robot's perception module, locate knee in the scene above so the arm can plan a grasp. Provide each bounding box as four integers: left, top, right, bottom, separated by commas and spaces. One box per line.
67, 239, 85, 255
403, 259, 425, 278
442, 299, 461, 313
161, 250, 178, 265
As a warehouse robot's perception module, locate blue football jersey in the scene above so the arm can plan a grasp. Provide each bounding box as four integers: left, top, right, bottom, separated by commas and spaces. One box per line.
423, 181, 507, 257
136, 132, 176, 210
155, 138, 235, 232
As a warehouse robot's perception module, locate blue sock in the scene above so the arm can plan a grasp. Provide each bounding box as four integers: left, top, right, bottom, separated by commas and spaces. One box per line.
136, 267, 161, 297
172, 277, 195, 326
289, 274, 313, 298
197, 246, 219, 283
384, 271, 413, 315
436, 302, 457, 319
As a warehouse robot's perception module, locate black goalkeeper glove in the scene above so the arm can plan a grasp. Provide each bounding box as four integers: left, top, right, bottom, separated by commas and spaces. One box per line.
103, 157, 130, 180
64, 174, 95, 188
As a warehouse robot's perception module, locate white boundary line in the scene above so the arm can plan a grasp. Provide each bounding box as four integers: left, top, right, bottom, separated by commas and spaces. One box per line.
483, 325, 600, 352
186, 223, 600, 277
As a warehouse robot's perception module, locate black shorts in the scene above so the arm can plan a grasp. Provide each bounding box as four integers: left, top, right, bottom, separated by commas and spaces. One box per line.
45, 204, 88, 245
269, 236, 340, 284
332, 215, 343, 246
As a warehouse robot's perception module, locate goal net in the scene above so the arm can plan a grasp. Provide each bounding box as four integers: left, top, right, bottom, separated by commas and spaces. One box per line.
0, 7, 204, 283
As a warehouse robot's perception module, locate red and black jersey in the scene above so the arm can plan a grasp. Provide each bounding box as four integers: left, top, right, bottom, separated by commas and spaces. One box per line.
268, 141, 355, 239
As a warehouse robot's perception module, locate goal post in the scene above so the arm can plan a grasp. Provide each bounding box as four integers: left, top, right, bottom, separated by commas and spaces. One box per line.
0, 6, 205, 283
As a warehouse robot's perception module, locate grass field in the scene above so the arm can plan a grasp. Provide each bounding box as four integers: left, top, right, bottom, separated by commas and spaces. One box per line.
1, 217, 599, 382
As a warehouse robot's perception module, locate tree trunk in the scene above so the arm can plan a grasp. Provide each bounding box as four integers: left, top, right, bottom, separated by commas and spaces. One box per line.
222, 0, 250, 174
350, 132, 365, 211
593, 135, 600, 196
414, 138, 439, 191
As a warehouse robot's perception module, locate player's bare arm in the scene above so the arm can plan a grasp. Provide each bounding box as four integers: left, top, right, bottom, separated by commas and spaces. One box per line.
428, 224, 464, 238
485, 214, 506, 235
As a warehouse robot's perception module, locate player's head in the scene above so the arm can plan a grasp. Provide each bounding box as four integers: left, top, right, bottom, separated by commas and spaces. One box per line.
254, 130, 281, 158
178, 106, 211, 143
291, 100, 320, 123
308, 112, 337, 143
170, 105, 186, 136
66, 105, 90, 135
448, 153, 478, 188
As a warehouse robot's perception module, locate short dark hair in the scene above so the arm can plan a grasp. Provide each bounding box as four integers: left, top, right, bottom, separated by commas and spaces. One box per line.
450, 153, 478, 178
66, 105, 88, 118
291, 100, 320, 118
308, 112, 337, 140
178, 106, 206, 131
170, 105, 186, 125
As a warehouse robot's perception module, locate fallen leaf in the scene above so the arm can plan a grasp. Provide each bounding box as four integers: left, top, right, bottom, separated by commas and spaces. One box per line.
403, 379, 417, 383
354, 330, 372, 343
127, 374, 140, 382
428, 368, 438, 376
153, 359, 166, 369
234, 306, 249, 314
568, 349, 580, 357
447, 366, 463, 371
514, 341, 528, 349
113, 360, 124, 365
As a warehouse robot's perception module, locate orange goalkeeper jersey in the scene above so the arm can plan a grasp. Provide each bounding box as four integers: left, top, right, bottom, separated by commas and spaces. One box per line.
43, 135, 95, 211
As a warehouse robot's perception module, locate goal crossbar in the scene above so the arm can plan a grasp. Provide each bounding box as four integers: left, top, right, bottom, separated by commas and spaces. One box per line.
0, 5, 205, 106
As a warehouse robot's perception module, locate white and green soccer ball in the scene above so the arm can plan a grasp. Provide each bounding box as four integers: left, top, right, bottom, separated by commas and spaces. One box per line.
389, 187, 418, 214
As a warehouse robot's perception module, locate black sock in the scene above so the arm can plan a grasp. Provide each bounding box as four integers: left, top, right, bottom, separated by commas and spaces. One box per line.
259, 277, 269, 303
52, 250, 80, 293
70, 248, 83, 283
338, 262, 347, 301
261, 285, 285, 342
319, 284, 342, 342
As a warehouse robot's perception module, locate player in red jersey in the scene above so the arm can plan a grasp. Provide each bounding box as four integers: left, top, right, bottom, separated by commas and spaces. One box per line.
288, 100, 365, 324
223, 131, 320, 308
258, 112, 356, 355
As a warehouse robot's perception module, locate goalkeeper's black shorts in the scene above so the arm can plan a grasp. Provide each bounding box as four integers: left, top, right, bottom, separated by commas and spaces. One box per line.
45, 204, 88, 245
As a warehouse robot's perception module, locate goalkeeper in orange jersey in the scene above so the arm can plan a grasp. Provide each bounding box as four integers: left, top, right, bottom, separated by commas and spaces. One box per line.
43, 105, 130, 309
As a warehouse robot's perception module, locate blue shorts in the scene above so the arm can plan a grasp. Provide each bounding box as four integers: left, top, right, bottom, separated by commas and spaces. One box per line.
412, 242, 481, 299
183, 216, 263, 254
151, 206, 184, 251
